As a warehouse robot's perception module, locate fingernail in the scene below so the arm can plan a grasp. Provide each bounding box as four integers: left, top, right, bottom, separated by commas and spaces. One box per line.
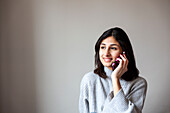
112, 63, 115, 66
123, 51, 125, 54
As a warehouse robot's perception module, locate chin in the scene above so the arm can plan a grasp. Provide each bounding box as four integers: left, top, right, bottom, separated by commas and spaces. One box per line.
103, 63, 112, 67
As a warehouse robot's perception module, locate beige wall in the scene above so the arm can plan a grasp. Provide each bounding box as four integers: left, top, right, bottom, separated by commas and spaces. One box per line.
0, 0, 170, 113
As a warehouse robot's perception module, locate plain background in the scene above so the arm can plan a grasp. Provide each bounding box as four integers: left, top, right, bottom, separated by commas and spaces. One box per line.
0, 0, 170, 113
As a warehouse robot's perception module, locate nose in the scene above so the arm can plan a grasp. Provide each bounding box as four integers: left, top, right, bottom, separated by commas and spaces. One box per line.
104, 48, 110, 56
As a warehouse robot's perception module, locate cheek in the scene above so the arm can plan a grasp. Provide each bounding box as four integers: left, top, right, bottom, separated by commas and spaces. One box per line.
111, 52, 120, 58
99, 51, 103, 61
99, 50, 103, 57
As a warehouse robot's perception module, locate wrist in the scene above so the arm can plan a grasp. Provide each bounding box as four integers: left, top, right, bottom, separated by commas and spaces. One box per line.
111, 77, 121, 95
111, 74, 120, 80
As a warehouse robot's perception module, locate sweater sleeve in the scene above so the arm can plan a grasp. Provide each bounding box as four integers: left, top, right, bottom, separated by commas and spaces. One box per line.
102, 78, 147, 113
79, 75, 90, 113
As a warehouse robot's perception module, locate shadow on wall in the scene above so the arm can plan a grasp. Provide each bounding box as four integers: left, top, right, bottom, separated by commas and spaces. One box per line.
0, 1, 37, 113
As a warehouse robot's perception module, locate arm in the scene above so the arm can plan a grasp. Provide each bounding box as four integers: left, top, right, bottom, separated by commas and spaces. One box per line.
79, 74, 147, 113
111, 52, 128, 96
79, 75, 89, 113
102, 78, 147, 113
102, 53, 147, 113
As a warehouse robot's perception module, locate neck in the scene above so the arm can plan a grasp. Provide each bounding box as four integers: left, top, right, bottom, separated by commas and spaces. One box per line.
107, 66, 112, 71
104, 66, 113, 78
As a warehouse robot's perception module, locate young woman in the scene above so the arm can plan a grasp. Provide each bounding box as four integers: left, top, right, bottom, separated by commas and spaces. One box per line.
79, 27, 147, 113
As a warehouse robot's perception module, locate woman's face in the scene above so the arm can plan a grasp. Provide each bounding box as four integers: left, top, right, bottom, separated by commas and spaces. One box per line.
99, 36, 122, 70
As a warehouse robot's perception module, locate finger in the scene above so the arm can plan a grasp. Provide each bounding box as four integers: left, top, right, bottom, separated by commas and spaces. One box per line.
116, 58, 123, 66
123, 51, 125, 53
120, 54, 126, 61
115, 58, 123, 75
122, 52, 128, 71
120, 53, 128, 73
120, 54, 126, 69
123, 51, 129, 72
122, 51, 128, 62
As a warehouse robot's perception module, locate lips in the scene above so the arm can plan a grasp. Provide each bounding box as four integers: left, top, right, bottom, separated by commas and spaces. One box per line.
103, 57, 112, 62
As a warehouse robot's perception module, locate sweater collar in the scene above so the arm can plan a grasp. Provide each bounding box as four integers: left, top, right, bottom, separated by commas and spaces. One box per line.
104, 66, 113, 78
104, 66, 123, 80
104, 66, 125, 88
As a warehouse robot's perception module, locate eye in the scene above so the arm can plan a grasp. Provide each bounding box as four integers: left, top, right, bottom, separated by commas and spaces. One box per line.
100, 46, 105, 49
110, 47, 117, 50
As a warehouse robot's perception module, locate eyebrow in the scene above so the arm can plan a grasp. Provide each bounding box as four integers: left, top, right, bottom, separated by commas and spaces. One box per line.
101, 43, 119, 46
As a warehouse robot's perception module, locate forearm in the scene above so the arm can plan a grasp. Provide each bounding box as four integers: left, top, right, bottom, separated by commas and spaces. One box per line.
112, 77, 121, 96
102, 78, 147, 113
111, 52, 128, 96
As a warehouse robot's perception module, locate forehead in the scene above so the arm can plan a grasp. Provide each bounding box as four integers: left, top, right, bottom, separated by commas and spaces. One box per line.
101, 36, 120, 45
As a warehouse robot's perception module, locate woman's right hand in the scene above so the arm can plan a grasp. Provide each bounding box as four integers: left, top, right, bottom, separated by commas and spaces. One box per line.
111, 52, 128, 80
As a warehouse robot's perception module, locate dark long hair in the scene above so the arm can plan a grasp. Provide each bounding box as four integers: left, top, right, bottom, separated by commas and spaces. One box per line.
94, 27, 139, 81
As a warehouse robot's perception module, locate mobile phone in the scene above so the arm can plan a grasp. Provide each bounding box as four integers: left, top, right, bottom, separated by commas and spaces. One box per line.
112, 52, 124, 70
112, 56, 121, 70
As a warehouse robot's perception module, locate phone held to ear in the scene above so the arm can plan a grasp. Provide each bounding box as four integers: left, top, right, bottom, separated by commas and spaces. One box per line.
112, 56, 121, 70
112, 52, 125, 70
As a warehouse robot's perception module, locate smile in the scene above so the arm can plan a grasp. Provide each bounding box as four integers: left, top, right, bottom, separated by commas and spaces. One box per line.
103, 58, 112, 62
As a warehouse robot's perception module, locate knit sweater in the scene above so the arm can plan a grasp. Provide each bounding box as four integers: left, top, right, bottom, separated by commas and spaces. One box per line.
79, 67, 147, 113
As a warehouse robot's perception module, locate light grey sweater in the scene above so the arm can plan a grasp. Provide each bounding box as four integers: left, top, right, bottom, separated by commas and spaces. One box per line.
79, 67, 147, 113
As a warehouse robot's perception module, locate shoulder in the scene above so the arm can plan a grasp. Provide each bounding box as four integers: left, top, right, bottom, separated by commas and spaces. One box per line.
81, 71, 99, 85
80, 71, 100, 92
122, 75, 147, 90
134, 75, 147, 86
129, 75, 148, 90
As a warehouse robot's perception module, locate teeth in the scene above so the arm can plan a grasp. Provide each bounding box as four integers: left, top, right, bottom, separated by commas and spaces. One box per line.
104, 58, 111, 62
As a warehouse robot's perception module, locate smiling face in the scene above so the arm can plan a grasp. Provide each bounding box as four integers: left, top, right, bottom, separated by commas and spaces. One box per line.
99, 36, 123, 70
